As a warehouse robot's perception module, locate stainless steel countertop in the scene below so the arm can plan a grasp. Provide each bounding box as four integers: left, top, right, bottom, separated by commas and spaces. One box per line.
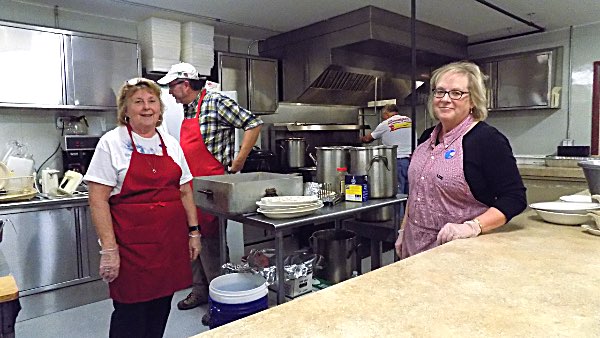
208, 195, 407, 232
0, 193, 89, 213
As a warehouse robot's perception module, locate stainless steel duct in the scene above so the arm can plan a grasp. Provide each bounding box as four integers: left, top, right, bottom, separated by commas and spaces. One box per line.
259, 6, 468, 106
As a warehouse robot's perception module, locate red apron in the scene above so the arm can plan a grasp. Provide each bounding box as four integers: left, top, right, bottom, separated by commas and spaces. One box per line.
180, 89, 225, 238
108, 126, 192, 303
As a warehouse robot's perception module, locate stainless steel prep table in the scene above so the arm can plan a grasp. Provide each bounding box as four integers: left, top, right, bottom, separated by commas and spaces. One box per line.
205, 194, 407, 304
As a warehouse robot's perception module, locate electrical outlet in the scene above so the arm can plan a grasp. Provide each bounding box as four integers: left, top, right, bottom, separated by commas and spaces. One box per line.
56, 117, 66, 129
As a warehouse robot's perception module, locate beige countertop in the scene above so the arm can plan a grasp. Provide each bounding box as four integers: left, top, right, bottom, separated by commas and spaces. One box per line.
192, 210, 600, 337
518, 164, 585, 180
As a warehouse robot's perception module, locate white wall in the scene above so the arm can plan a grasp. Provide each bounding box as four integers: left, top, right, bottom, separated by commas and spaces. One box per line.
469, 22, 600, 156
0, 0, 256, 173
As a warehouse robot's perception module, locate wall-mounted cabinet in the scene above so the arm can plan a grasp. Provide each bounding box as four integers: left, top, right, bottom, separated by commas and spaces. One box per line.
0, 25, 64, 106
475, 48, 562, 111
65, 35, 139, 107
218, 52, 278, 114
0, 20, 140, 110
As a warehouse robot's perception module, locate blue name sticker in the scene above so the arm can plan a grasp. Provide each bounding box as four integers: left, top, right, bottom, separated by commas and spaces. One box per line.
444, 149, 456, 159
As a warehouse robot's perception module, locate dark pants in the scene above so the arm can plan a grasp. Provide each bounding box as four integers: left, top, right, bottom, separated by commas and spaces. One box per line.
109, 295, 173, 338
397, 157, 410, 194
191, 236, 229, 298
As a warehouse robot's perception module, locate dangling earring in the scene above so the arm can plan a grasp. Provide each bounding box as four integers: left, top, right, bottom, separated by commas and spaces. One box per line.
124, 115, 130, 123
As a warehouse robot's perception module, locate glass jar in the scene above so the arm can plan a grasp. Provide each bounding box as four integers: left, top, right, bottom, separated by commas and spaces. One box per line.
336, 167, 348, 199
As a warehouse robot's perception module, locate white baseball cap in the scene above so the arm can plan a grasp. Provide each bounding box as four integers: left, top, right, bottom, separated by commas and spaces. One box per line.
157, 62, 202, 85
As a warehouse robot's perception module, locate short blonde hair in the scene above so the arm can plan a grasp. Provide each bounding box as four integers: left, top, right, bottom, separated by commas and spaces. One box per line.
116, 77, 165, 126
427, 61, 489, 121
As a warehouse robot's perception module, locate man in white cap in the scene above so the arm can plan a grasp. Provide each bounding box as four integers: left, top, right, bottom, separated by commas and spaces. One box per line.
158, 63, 263, 316
361, 103, 412, 194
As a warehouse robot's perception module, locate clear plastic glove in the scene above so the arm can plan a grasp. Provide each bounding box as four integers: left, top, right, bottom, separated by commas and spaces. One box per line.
99, 248, 120, 283
229, 157, 244, 174
395, 229, 403, 258
189, 236, 201, 260
436, 221, 481, 245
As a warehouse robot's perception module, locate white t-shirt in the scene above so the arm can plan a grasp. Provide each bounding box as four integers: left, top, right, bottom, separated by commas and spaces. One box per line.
158, 87, 184, 141
84, 126, 192, 196
371, 114, 412, 158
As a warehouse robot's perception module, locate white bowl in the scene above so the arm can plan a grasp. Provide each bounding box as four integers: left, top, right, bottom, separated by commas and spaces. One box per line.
534, 209, 591, 225
529, 201, 600, 215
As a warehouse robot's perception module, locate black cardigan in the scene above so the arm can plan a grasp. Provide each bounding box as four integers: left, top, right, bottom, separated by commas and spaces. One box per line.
418, 122, 527, 221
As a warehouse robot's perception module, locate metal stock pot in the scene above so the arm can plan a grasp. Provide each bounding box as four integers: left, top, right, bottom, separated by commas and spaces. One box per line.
311, 146, 351, 186
349, 145, 398, 199
277, 138, 308, 168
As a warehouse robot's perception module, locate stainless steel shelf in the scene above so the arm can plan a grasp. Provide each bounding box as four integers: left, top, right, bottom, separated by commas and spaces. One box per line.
273, 123, 362, 131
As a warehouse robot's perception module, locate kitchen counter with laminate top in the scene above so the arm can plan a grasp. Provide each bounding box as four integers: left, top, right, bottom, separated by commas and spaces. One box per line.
518, 164, 585, 180
192, 210, 600, 337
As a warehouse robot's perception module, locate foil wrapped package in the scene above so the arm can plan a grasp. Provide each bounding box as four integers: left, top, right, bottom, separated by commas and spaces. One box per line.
222, 249, 322, 286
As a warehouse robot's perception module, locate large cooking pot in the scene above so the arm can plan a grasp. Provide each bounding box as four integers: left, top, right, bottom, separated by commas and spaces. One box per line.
349, 145, 397, 199
277, 138, 308, 168
310, 146, 351, 188
310, 229, 358, 283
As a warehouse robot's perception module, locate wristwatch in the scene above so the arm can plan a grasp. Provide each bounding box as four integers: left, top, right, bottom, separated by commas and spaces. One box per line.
188, 225, 200, 233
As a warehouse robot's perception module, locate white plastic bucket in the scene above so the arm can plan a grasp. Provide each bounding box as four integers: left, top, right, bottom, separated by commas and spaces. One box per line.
209, 273, 267, 305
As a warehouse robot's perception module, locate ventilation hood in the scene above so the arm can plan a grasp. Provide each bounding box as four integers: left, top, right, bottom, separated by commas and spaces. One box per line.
259, 6, 467, 106
295, 65, 376, 106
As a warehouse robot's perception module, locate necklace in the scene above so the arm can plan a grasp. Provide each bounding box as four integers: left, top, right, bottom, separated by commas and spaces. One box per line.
144, 156, 157, 174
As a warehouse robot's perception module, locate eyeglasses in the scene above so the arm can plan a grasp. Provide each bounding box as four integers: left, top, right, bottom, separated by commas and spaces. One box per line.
168, 80, 186, 89
432, 89, 470, 100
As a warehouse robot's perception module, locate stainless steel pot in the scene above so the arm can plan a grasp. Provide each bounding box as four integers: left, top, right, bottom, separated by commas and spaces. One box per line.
277, 138, 308, 168
310, 229, 358, 283
356, 205, 394, 222
349, 145, 398, 198
311, 146, 351, 188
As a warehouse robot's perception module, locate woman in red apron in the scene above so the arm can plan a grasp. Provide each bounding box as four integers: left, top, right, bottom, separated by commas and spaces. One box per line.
85, 78, 200, 338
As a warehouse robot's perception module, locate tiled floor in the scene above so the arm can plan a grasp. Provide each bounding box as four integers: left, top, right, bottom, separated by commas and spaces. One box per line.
14, 249, 395, 337
15, 288, 210, 338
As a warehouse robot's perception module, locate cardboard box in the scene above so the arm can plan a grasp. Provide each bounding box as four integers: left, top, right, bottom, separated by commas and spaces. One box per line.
345, 175, 369, 202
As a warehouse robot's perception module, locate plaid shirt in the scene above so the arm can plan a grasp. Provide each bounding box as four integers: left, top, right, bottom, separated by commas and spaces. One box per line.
184, 91, 263, 167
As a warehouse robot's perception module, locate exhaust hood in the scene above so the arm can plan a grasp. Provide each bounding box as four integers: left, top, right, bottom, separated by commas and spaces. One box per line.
259, 6, 467, 106
296, 65, 376, 106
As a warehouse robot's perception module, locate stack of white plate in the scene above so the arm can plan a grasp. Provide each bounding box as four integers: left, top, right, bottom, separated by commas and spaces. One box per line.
529, 201, 600, 225
256, 196, 323, 219
138, 18, 181, 72
181, 22, 214, 76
